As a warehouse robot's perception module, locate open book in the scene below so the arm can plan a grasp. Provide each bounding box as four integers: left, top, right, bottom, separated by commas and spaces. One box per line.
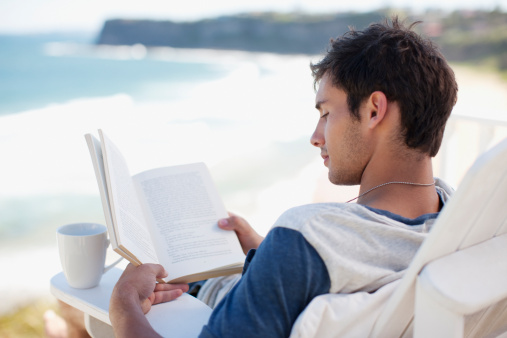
85, 129, 245, 283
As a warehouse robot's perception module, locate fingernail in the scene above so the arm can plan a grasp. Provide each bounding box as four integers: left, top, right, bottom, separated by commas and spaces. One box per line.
218, 219, 229, 227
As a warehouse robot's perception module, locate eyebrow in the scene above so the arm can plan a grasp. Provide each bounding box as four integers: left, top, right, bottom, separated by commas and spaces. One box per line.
315, 99, 327, 111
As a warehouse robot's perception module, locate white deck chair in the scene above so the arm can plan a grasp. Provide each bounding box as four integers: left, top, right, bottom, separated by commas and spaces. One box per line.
290, 137, 507, 338
54, 137, 507, 338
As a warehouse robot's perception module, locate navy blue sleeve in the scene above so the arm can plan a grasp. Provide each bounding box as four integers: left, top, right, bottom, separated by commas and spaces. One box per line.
199, 227, 331, 337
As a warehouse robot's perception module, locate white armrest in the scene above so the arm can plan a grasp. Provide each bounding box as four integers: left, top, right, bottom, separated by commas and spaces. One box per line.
418, 233, 507, 315
50, 268, 212, 337
414, 234, 507, 338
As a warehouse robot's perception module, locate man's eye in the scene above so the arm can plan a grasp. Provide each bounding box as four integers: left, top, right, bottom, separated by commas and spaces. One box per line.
320, 113, 329, 119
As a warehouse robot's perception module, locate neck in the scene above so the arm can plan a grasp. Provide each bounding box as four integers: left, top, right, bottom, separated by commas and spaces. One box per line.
356, 152, 440, 218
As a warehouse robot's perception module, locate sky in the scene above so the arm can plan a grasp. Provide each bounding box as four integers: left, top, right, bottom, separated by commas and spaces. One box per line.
1, 0, 506, 34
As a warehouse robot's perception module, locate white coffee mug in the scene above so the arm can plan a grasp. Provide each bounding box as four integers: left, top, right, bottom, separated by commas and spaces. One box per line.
57, 223, 121, 289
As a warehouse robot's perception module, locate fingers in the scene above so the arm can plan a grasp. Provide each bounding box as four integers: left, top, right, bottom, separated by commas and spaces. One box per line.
114, 263, 183, 317
154, 283, 189, 293
218, 218, 232, 229
148, 283, 189, 307
151, 289, 184, 305
218, 214, 250, 233
116, 263, 168, 301
218, 213, 264, 254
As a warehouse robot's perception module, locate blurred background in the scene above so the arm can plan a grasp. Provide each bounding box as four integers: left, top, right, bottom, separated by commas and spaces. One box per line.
1, 0, 507, 336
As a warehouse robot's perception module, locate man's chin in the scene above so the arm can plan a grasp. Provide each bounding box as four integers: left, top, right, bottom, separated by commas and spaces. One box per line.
328, 171, 360, 186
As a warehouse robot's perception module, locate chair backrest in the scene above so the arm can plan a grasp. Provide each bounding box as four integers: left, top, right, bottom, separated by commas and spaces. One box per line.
371, 136, 507, 337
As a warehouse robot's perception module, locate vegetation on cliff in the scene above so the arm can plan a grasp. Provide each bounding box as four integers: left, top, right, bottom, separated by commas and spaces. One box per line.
96, 9, 507, 72
97, 11, 385, 55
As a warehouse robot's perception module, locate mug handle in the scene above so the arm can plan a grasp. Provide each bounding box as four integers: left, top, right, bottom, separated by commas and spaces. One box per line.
103, 238, 124, 274
104, 256, 123, 273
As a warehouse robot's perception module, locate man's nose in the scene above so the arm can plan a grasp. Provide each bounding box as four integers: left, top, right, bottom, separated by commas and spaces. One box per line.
310, 122, 324, 148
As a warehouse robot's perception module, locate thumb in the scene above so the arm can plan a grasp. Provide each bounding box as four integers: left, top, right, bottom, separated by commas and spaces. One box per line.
218, 218, 231, 229
141, 263, 168, 279
157, 267, 168, 279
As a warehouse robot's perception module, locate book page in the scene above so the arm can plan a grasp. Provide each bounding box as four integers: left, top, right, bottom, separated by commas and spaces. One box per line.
133, 163, 245, 282
85, 134, 140, 264
99, 130, 158, 265
85, 134, 118, 248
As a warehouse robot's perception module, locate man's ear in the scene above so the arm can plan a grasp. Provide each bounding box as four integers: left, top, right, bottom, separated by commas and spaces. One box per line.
366, 91, 388, 129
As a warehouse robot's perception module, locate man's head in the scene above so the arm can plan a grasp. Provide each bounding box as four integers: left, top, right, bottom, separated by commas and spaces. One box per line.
310, 16, 458, 157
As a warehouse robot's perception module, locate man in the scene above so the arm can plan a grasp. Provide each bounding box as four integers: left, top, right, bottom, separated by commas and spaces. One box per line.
109, 16, 458, 337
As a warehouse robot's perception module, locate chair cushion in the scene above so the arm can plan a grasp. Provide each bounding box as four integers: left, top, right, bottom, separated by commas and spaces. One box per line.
290, 280, 400, 338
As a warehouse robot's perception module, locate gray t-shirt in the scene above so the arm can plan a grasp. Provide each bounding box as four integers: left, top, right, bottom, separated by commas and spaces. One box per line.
200, 178, 454, 337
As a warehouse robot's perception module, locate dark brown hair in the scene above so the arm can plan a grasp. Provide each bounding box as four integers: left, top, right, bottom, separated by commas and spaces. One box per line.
311, 17, 457, 157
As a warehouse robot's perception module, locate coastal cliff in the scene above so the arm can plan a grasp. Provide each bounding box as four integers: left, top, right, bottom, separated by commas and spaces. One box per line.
96, 12, 384, 55
96, 10, 507, 69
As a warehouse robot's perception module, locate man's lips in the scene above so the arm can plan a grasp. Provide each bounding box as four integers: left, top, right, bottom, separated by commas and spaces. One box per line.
321, 153, 329, 166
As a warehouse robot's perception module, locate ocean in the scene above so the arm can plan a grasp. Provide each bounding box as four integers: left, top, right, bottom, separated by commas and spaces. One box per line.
0, 34, 234, 115
0, 32, 326, 240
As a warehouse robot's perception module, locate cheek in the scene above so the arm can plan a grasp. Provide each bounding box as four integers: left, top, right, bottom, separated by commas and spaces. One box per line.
324, 120, 343, 148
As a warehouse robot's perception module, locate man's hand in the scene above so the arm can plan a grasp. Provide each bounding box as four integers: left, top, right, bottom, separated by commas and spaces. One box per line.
110, 263, 189, 338
218, 212, 264, 255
